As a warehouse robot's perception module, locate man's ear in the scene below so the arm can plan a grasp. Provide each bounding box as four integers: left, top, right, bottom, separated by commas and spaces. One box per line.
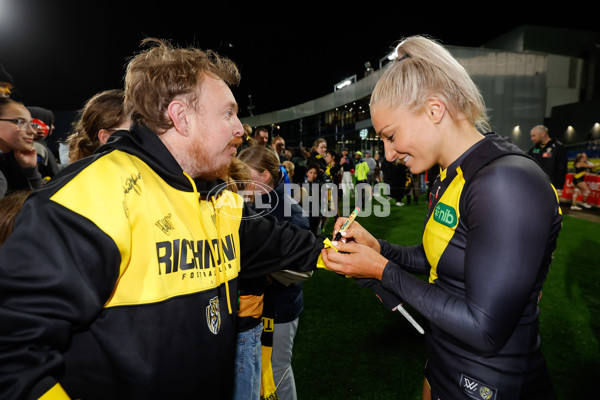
98, 129, 111, 144
425, 97, 446, 124
167, 100, 189, 136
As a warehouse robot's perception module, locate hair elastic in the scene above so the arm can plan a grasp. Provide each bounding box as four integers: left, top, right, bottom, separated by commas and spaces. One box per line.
396, 53, 411, 62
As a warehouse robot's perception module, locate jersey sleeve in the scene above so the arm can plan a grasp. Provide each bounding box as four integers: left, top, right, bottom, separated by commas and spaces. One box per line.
380, 156, 561, 352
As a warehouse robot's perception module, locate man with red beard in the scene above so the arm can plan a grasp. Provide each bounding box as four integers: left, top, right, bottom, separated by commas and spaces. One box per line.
0, 38, 324, 400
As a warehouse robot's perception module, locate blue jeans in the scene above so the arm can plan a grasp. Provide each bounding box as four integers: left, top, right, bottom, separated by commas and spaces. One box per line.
232, 321, 263, 400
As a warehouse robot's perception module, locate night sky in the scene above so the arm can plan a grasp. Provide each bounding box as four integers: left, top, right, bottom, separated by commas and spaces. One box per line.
2, 1, 599, 118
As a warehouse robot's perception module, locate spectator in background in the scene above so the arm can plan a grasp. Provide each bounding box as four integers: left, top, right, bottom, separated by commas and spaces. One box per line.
570, 152, 599, 210
0, 98, 42, 196
339, 148, 354, 197
27, 106, 60, 180
271, 135, 287, 162
373, 151, 383, 183
324, 150, 341, 186
364, 150, 377, 186
225, 156, 264, 400
65, 89, 130, 163
0, 64, 15, 99
238, 145, 312, 400
304, 164, 321, 234
528, 125, 567, 194
237, 123, 256, 154
290, 146, 308, 185
353, 151, 369, 185
306, 138, 328, 179
381, 158, 406, 206
254, 126, 269, 146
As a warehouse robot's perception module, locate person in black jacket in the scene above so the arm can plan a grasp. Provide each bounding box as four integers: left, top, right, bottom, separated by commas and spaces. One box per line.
528, 124, 567, 193
0, 38, 325, 400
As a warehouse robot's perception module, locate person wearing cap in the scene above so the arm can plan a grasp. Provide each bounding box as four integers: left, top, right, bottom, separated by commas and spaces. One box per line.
354, 150, 369, 184
0, 63, 23, 101
27, 106, 60, 180
0, 64, 14, 99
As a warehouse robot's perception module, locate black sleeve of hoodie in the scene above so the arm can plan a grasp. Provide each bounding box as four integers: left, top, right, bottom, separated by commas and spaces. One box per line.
0, 196, 121, 400
238, 204, 324, 279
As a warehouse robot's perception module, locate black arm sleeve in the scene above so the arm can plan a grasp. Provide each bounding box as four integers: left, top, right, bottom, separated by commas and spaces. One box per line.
238, 204, 324, 279
380, 157, 560, 352
0, 198, 121, 399
354, 241, 430, 309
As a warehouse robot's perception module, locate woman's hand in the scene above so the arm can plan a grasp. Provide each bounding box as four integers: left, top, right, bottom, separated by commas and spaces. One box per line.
321, 240, 388, 280
14, 148, 38, 169
332, 218, 380, 252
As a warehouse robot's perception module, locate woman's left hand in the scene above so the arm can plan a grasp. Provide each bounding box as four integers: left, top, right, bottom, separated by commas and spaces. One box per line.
321, 240, 388, 280
14, 148, 38, 169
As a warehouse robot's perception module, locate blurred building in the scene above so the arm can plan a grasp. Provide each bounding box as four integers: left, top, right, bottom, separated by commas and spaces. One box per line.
241, 25, 600, 156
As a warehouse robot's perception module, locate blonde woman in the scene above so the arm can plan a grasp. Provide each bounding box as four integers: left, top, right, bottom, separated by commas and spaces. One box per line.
322, 36, 561, 400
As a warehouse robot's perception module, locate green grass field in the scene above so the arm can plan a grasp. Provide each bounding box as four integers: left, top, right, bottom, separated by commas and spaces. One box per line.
292, 196, 600, 399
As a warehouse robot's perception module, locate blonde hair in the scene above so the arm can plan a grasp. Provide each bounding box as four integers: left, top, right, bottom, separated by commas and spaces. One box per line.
282, 160, 295, 175
371, 35, 489, 132
226, 157, 252, 193
124, 38, 240, 134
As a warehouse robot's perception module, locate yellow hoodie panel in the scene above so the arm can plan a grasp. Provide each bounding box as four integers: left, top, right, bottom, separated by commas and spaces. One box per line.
50, 151, 243, 308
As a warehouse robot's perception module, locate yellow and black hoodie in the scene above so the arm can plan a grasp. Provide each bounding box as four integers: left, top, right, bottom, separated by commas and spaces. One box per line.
0, 123, 324, 400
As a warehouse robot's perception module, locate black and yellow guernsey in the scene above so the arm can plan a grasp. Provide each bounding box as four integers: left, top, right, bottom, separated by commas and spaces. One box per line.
366, 134, 562, 399
0, 124, 324, 400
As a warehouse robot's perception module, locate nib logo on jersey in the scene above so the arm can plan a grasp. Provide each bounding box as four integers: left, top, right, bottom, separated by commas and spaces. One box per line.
433, 202, 458, 228
155, 234, 237, 278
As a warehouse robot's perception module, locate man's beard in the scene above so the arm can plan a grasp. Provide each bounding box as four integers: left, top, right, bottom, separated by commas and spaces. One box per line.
180, 135, 242, 180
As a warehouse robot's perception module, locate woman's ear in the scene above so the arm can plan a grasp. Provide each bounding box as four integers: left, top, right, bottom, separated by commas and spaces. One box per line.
98, 129, 111, 144
167, 100, 189, 136
425, 97, 446, 124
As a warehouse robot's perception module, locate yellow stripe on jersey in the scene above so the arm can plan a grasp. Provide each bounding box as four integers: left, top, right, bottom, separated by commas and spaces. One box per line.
50, 150, 243, 307
423, 166, 465, 283
39, 383, 70, 400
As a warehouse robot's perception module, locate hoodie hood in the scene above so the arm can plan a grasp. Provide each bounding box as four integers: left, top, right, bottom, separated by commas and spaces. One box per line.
95, 122, 224, 196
